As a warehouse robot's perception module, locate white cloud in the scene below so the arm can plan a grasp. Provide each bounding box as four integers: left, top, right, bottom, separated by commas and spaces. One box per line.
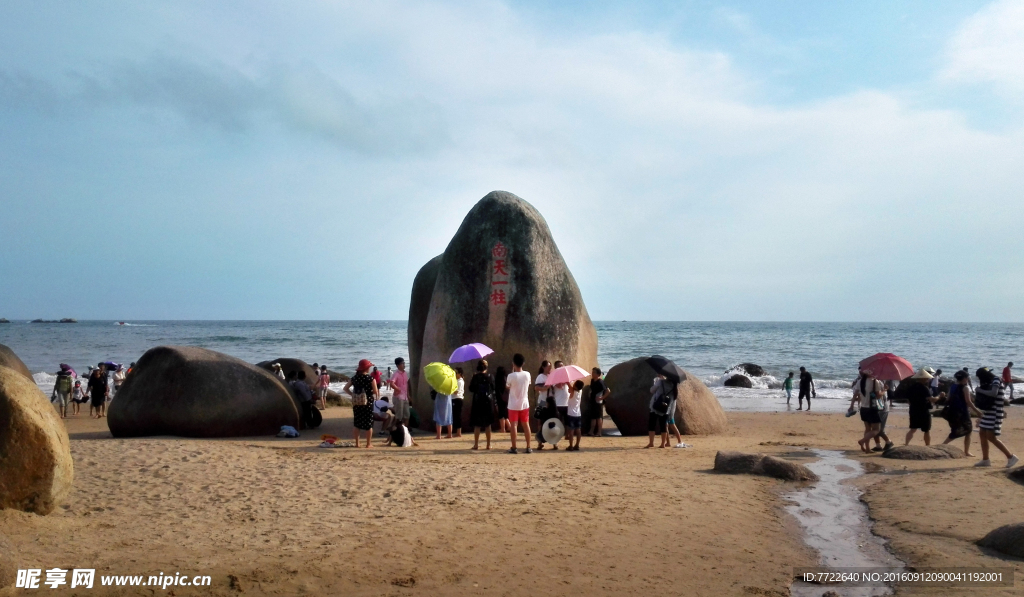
941, 0, 1024, 94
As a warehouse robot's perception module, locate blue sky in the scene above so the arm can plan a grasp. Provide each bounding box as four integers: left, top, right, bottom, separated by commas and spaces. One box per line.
1, 1, 1022, 321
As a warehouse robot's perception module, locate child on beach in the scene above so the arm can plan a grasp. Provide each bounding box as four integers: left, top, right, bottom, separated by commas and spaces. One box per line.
505, 353, 533, 454
783, 372, 793, 405
564, 380, 584, 451
71, 381, 87, 416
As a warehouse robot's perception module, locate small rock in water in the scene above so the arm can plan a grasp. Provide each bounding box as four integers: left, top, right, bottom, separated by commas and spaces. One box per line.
723, 374, 753, 388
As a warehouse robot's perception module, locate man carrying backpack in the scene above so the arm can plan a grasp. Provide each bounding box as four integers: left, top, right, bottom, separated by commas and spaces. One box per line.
52, 366, 74, 418
645, 375, 676, 448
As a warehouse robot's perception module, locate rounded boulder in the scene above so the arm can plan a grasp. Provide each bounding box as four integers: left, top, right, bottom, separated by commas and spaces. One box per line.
0, 365, 74, 515
723, 374, 752, 388
978, 522, 1024, 558
0, 343, 32, 381
109, 346, 299, 438
604, 357, 727, 436
882, 445, 965, 460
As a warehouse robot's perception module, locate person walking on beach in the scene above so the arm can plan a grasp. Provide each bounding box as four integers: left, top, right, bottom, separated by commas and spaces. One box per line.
469, 360, 495, 450
973, 367, 1018, 468
1003, 362, 1014, 400
962, 367, 973, 389
52, 366, 73, 418
432, 387, 453, 439
344, 359, 378, 448
316, 365, 330, 409
871, 381, 895, 452
942, 370, 980, 456
588, 368, 609, 437
852, 369, 884, 453
388, 358, 411, 427
798, 367, 815, 410
905, 369, 938, 446
565, 380, 584, 451
506, 353, 533, 454
783, 372, 794, 405
645, 375, 676, 448
452, 368, 465, 438
494, 366, 510, 433
71, 380, 87, 416
930, 368, 942, 397
87, 364, 108, 418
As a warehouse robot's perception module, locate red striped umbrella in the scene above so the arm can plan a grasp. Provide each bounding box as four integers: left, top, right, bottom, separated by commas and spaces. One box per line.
859, 353, 914, 381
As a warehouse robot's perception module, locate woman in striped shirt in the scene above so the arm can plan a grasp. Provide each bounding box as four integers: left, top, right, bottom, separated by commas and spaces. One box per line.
974, 367, 1018, 468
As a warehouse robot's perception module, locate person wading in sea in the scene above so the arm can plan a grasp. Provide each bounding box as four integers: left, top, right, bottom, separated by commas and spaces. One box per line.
797, 366, 815, 411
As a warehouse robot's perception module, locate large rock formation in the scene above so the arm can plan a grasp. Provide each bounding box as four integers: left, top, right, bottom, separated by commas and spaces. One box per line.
604, 357, 727, 435
408, 255, 443, 404
0, 365, 74, 515
409, 191, 599, 429
723, 374, 752, 388
730, 363, 766, 377
0, 343, 32, 381
108, 346, 299, 438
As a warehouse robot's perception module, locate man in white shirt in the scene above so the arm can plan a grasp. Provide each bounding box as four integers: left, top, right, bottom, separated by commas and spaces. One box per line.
551, 359, 570, 424
505, 353, 533, 454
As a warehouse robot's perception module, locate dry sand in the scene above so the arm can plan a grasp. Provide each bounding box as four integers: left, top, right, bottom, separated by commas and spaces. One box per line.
1, 406, 1022, 596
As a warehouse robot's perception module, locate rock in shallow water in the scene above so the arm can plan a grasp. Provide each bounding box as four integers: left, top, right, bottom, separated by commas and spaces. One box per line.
713, 451, 818, 481
723, 374, 753, 388
882, 445, 965, 460
0, 365, 74, 515
109, 346, 299, 438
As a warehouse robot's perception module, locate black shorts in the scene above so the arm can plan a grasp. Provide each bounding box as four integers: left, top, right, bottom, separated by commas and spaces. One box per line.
591, 403, 604, 419
908, 408, 932, 432
556, 406, 568, 422
648, 412, 667, 434
798, 387, 811, 399
859, 407, 880, 424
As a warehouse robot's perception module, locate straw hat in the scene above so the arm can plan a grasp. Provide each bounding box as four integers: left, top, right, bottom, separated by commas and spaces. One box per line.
541, 418, 565, 445
909, 368, 933, 381
923, 366, 936, 375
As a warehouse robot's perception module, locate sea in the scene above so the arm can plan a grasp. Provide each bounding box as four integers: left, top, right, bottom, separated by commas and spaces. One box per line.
2, 320, 1020, 413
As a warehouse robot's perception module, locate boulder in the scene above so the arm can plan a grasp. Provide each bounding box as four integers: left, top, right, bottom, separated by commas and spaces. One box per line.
882, 445, 966, 460
255, 358, 319, 384
723, 374, 752, 388
713, 451, 817, 482
605, 357, 727, 436
757, 455, 818, 482
109, 346, 299, 438
978, 522, 1024, 558
410, 191, 599, 430
1007, 467, 1024, 485
327, 369, 350, 383
0, 343, 32, 381
0, 365, 74, 515
408, 255, 443, 404
714, 451, 764, 474
731, 363, 766, 377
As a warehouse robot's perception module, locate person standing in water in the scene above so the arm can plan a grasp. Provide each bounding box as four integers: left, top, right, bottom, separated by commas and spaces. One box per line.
797, 366, 815, 410
1002, 362, 1014, 400
783, 371, 794, 405
505, 353, 533, 454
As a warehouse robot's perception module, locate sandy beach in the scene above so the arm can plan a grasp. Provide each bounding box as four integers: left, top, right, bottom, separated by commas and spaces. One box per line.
1, 406, 1021, 596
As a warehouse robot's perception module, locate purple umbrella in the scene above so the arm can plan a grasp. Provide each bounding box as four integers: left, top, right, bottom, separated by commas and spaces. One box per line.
448, 343, 494, 363
59, 363, 77, 378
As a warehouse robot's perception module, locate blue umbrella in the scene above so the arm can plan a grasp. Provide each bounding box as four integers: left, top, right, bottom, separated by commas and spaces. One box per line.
448, 343, 494, 363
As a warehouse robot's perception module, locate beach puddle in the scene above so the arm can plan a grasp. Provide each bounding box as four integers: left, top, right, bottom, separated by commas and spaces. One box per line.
787, 449, 903, 597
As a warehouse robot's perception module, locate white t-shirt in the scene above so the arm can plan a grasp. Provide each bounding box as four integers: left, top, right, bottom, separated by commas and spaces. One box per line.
373, 399, 391, 416
506, 371, 532, 411
455, 377, 465, 399
567, 389, 582, 417
553, 384, 570, 407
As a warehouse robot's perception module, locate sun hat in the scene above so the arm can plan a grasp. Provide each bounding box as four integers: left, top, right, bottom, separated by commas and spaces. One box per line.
910, 368, 933, 381
357, 359, 374, 373
923, 366, 936, 375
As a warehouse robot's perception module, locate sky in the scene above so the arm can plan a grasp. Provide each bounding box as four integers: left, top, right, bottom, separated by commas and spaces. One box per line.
1, 0, 1022, 322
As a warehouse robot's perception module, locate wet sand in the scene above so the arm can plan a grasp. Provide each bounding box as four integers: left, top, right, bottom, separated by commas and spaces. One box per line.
1, 406, 1021, 596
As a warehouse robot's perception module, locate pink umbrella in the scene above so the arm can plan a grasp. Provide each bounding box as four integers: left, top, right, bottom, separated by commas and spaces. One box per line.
544, 365, 590, 387
859, 353, 914, 381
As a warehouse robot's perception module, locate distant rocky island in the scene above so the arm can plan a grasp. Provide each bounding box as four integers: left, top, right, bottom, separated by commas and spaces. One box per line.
29, 318, 78, 323
0, 318, 9, 324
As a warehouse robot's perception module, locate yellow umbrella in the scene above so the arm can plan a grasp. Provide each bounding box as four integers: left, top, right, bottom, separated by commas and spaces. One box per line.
423, 362, 458, 395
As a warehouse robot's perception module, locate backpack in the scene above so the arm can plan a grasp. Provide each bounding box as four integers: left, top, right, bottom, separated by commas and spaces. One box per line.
652, 381, 675, 415
56, 374, 72, 393
974, 383, 997, 411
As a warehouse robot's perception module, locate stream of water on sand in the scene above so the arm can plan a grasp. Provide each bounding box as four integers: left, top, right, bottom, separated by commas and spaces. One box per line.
787, 450, 904, 597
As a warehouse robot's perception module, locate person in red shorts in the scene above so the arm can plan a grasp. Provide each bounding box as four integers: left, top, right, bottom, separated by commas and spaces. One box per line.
505, 353, 533, 454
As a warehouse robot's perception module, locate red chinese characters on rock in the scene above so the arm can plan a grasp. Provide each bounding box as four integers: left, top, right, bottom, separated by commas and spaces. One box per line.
489, 242, 510, 306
